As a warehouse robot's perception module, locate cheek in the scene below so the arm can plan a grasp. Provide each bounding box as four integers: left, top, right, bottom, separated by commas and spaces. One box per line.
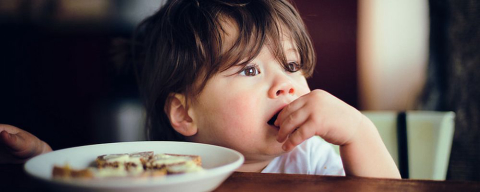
219, 93, 260, 129
297, 86, 310, 97
195, 91, 262, 148
295, 77, 311, 96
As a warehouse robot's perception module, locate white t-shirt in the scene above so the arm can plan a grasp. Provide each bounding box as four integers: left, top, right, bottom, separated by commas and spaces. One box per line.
261, 137, 345, 175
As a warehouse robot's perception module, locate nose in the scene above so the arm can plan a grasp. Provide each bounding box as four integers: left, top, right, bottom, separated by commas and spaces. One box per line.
269, 75, 295, 98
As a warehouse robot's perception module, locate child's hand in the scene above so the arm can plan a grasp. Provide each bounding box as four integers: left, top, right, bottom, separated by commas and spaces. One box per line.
274, 90, 400, 178
275, 89, 363, 151
0, 124, 52, 164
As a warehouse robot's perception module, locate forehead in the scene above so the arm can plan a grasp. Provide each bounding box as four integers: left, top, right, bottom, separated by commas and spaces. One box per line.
219, 18, 239, 54
220, 17, 296, 56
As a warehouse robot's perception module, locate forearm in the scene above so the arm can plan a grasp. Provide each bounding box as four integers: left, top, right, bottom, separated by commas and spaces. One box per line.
339, 115, 401, 178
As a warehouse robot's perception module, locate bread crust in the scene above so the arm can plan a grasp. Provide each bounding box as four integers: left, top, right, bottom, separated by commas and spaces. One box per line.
52, 151, 202, 179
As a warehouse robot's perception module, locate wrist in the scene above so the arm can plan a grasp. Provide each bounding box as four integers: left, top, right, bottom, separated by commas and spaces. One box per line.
343, 114, 377, 147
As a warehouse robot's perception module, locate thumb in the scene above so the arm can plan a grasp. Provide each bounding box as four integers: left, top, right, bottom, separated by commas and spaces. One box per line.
0, 130, 25, 152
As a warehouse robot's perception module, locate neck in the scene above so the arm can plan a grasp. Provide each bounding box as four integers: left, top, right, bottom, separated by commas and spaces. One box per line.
235, 159, 273, 173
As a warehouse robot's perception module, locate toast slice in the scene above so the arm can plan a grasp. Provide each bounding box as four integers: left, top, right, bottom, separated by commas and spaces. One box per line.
52, 151, 202, 179
52, 164, 94, 179
148, 153, 203, 174
96, 151, 153, 172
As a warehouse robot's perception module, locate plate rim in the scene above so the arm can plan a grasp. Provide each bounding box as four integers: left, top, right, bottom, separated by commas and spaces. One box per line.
24, 141, 244, 189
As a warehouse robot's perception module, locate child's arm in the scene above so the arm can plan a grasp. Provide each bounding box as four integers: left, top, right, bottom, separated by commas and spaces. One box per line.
338, 115, 401, 178
275, 90, 401, 178
0, 124, 52, 164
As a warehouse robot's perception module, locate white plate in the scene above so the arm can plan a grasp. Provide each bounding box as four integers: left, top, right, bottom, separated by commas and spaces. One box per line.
24, 141, 244, 192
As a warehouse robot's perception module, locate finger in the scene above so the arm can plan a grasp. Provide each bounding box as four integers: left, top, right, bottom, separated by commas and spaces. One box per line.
0, 131, 29, 163
282, 121, 316, 151
0, 125, 23, 152
276, 108, 309, 143
16, 131, 52, 157
2, 130, 42, 158
1, 131, 18, 150
0, 130, 10, 142
0, 124, 21, 134
274, 98, 306, 127
0, 130, 29, 152
0, 128, 52, 164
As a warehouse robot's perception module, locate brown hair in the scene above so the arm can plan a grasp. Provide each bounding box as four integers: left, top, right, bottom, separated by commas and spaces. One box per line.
134, 0, 315, 141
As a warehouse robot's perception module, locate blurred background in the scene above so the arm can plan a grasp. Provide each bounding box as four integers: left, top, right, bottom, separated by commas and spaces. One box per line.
0, 0, 479, 181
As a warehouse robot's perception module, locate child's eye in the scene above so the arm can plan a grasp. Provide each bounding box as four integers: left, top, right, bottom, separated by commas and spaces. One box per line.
286, 62, 301, 72
239, 64, 261, 76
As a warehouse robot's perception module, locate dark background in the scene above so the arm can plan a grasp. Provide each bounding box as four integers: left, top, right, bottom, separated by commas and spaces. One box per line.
1, 1, 156, 149
1, 0, 479, 182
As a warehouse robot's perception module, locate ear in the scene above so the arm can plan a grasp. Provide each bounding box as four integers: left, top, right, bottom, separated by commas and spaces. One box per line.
165, 94, 197, 136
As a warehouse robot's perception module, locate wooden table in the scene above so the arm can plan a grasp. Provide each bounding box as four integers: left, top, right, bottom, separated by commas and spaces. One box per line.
214, 172, 480, 192
2, 164, 480, 192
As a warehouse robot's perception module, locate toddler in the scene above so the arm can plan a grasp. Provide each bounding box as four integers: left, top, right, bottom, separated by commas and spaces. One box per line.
1, 0, 400, 178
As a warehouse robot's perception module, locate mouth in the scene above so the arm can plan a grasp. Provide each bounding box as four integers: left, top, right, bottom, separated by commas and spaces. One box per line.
267, 111, 281, 127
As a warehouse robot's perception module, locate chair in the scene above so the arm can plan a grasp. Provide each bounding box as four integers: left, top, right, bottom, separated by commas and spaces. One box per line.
332, 111, 455, 180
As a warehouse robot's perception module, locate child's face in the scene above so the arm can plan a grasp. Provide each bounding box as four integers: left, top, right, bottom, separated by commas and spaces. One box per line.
186, 23, 311, 162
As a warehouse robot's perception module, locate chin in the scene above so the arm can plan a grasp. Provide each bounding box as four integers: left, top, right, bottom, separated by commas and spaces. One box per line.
262, 143, 286, 156
238, 143, 284, 160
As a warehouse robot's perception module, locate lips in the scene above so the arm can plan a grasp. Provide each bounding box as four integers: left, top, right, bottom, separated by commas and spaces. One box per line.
268, 110, 281, 126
